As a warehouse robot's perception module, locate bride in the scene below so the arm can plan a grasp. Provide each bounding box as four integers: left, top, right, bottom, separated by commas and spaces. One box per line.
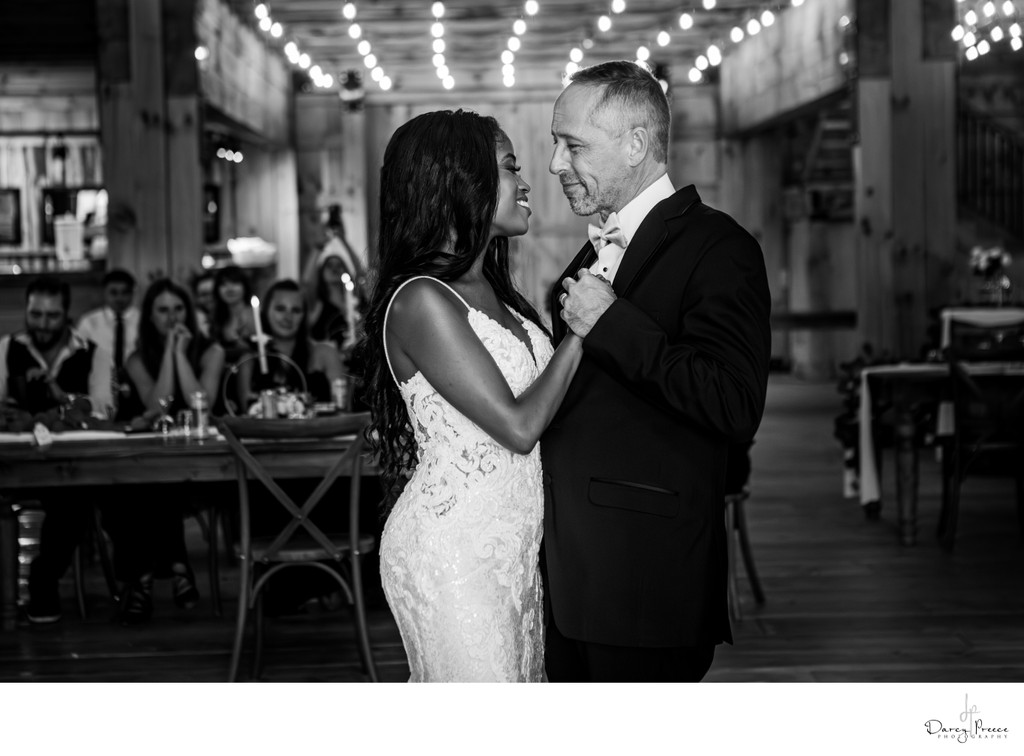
360, 110, 583, 681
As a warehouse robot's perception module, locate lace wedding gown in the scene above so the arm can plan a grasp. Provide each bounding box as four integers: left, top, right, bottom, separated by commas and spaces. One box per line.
380, 277, 554, 682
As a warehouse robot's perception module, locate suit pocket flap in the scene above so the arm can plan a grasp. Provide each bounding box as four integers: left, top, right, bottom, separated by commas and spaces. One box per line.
588, 478, 680, 518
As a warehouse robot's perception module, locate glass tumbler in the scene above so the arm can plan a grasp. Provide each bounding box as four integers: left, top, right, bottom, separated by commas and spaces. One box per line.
176, 409, 193, 437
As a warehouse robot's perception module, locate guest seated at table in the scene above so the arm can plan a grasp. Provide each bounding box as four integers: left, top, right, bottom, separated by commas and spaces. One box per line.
210, 265, 256, 413
236, 279, 344, 409
211, 265, 256, 366
190, 269, 216, 338
76, 268, 140, 421
2, 276, 114, 624
107, 278, 224, 624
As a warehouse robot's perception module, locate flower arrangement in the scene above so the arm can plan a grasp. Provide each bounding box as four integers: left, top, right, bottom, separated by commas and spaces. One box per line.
246, 388, 311, 419
969, 245, 1013, 305
969, 245, 1011, 279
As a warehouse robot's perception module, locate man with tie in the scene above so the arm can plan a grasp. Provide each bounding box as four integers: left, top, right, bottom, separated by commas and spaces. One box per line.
76, 268, 139, 420
542, 60, 772, 681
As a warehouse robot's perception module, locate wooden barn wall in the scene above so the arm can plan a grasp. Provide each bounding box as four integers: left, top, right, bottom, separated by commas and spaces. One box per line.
720, 0, 853, 134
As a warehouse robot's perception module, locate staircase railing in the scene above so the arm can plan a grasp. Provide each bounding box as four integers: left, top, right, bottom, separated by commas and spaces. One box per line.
957, 107, 1024, 241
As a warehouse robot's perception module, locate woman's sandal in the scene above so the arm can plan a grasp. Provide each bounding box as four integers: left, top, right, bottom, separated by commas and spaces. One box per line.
171, 563, 200, 610
116, 574, 154, 626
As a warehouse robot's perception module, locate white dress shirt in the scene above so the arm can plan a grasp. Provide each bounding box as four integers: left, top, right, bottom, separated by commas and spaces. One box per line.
76, 305, 140, 368
589, 173, 676, 284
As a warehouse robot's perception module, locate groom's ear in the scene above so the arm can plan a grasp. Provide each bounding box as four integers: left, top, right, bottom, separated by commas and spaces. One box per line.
625, 127, 650, 167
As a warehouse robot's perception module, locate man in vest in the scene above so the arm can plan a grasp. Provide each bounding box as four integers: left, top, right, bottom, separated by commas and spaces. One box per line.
0, 275, 113, 623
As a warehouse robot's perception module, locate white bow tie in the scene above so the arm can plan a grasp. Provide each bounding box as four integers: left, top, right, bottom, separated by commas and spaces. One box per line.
587, 213, 627, 280
587, 213, 627, 251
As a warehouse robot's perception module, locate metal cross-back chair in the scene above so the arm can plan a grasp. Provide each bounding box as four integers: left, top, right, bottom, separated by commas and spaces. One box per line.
723, 440, 766, 623
217, 412, 379, 682
220, 351, 309, 417
939, 348, 1024, 552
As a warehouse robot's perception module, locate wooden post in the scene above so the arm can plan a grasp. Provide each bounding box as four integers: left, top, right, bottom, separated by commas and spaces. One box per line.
97, 0, 170, 281
855, 0, 956, 358
163, 0, 203, 283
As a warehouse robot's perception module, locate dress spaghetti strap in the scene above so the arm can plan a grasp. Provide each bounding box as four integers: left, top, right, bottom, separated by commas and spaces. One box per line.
382, 276, 471, 387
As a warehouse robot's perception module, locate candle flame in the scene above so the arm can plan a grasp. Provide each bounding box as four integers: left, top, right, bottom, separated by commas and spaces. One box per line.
251, 296, 259, 307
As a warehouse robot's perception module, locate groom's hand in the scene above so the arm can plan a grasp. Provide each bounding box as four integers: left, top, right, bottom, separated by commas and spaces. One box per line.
560, 269, 616, 339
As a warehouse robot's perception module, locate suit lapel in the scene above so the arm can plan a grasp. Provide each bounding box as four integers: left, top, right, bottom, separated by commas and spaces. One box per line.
551, 240, 595, 344
614, 186, 701, 296
551, 186, 700, 339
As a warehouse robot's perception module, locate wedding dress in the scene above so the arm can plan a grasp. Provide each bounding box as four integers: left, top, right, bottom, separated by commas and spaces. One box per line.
380, 276, 553, 682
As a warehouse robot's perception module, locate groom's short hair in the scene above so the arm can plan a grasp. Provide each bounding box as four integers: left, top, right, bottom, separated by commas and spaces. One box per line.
568, 60, 670, 164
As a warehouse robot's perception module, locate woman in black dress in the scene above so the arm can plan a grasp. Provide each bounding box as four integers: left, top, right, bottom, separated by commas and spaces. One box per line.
110, 279, 224, 624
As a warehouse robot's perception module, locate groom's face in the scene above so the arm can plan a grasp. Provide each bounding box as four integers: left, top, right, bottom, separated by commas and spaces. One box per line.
549, 83, 631, 221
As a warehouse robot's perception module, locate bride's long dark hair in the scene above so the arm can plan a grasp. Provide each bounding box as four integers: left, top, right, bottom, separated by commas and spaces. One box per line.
358, 109, 547, 514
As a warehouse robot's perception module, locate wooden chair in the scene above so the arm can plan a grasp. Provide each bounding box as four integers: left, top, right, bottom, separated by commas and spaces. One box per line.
71, 507, 117, 618
724, 441, 766, 622
939, 353, 1024, 551
206, 351, 314, 617
218, 413, 378, 682
942, 315, 1024, 362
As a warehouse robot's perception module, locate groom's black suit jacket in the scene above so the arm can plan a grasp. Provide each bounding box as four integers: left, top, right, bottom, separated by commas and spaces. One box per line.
541, 184, 771, 648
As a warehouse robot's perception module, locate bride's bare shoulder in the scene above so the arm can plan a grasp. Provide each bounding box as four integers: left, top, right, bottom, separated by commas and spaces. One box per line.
388, 277, 466, 326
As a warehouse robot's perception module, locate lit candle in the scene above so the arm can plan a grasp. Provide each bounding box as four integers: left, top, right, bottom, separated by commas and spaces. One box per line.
342, 273, 357, 350
251, 295, 269, 374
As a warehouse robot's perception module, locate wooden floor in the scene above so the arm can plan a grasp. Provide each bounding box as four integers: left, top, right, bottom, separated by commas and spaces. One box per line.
2, 374, 1022, 683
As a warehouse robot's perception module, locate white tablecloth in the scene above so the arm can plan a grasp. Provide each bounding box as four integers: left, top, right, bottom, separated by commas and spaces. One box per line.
940, 307, 1024, 347
857, 361, 1024, 505
858, 364, 947, 505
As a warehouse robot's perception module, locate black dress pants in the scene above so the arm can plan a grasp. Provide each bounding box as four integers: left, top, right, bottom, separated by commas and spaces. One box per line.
101, 485, 189, 583
28, 499, 92, 587
545, 615, 716, 682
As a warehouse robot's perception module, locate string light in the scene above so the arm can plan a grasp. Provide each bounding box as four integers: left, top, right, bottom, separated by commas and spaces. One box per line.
249, 3, 338, 90
432, 3, 454, 90
560, 0, 805, 88
954, 0, 1022, 61
680, 0, 812, 84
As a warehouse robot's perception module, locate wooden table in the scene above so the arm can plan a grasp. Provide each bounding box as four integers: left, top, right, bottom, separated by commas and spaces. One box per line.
0, 429, 371, 630
859, 365, 950, 546
859, 362, 1024, 545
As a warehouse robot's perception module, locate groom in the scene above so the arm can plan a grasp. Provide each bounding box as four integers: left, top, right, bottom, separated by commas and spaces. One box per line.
542, 61, 772, 681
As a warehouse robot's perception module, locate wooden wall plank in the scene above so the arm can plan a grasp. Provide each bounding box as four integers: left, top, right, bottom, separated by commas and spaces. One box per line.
888, 0, 956, 357
854, 80, 896, 353
921, 62, 957, 312
166, 96, 203, 282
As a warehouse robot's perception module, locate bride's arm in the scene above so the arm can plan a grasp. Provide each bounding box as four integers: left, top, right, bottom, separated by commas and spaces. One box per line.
387, 279, 582, 454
